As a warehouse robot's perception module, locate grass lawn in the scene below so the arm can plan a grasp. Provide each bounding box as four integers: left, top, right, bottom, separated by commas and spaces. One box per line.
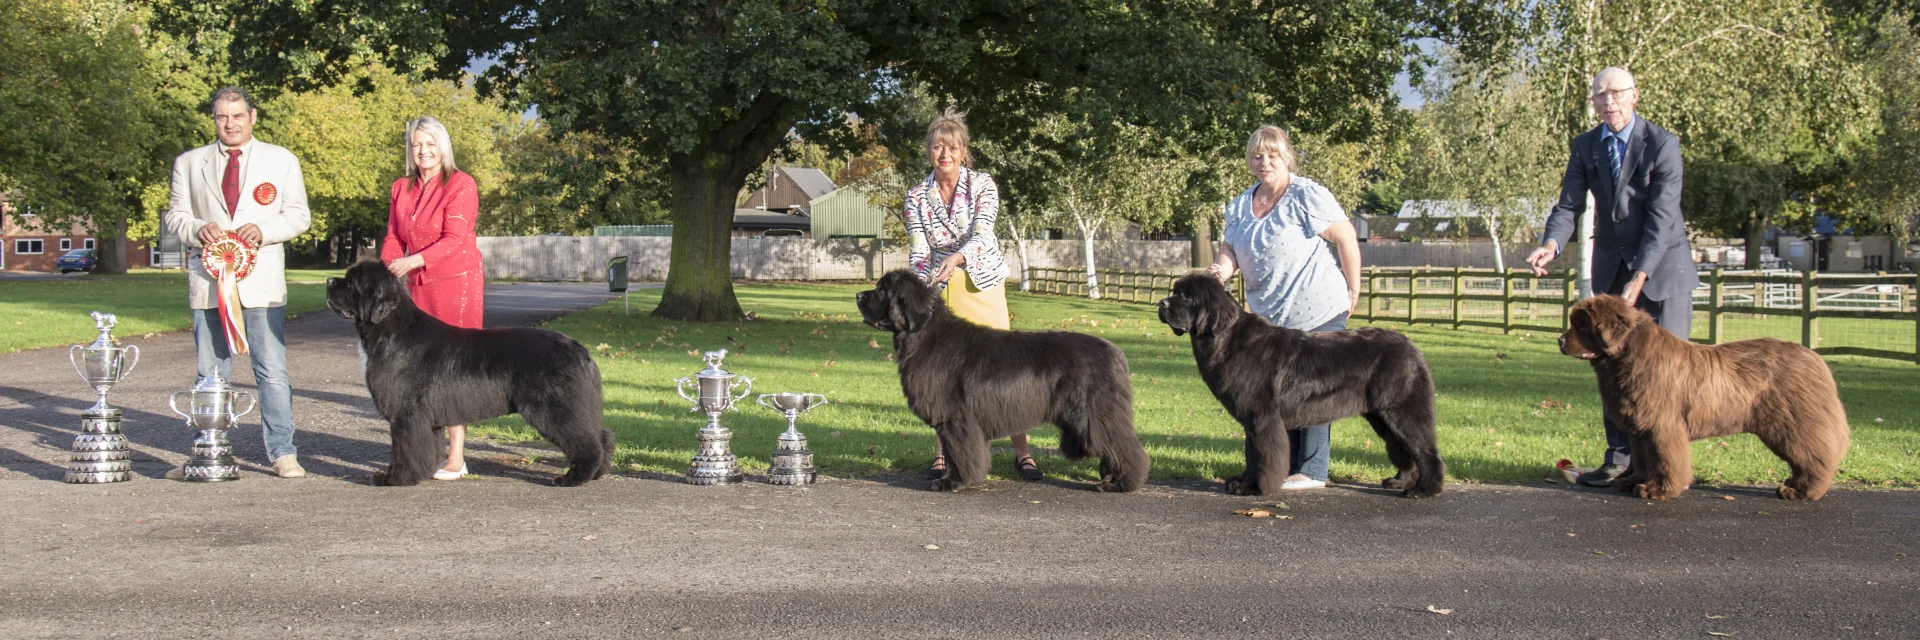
0, 270, 334, 354
473, 283, 1920, 489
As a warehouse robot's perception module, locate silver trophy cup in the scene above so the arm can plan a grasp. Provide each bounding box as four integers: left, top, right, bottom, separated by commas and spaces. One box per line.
756, 393, 826, 485
65, 312, 138, 484
676, 349, 752, 485
168, 373, 256, 482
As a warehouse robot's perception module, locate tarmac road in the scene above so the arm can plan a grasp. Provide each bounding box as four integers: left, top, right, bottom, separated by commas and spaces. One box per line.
0, 282, 1913, 638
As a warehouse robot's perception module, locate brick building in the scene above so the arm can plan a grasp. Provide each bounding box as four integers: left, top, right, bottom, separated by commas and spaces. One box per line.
1, 202, 158, 272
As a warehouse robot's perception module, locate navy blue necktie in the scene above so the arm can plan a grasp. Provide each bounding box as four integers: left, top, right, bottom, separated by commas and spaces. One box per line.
1607, 134, 1623, 180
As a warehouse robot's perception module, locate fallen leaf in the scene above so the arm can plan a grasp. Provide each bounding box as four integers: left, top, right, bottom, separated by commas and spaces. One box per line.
1425, 605, 1453, 615
1233, 508, 1273, 518
581, 535, 599, 541
1030, 501, 1043, 504
1706, 614, 1728, 619
1707, 632, 1735, 637
869, 339, 881, 349
922, 544, 941, 550
595, 343, 611, 351
1269, 502, 1290, 510
1723, 496, 1737, 501
1538, 396, 1566, 410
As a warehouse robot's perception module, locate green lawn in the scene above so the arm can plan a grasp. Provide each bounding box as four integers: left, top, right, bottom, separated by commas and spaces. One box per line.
474, 284, 1920, 489
0, 271, 333, 354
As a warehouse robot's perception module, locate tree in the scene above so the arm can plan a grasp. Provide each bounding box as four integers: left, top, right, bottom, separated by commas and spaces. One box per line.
0, 0, 203, 274
231, 0, 1432, 321
1843, 13, 1920, 246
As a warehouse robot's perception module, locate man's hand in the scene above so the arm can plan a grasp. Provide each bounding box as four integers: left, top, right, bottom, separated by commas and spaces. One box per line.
387, 254, 425, 278
1525, 240, 1559, 276
932, 253, 965, 284
234, 223, 264, 246
1621, 271, 1650, 306
195, 223, 226, 247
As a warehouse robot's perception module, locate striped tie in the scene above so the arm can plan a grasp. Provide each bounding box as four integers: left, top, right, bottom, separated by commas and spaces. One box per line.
1607, 135, 1623, 180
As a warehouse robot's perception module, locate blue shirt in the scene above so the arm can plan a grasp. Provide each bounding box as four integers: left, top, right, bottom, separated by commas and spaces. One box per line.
1223, 175, 1351, 331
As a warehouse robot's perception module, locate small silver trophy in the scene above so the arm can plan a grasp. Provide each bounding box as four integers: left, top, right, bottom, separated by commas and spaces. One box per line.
168, 373, 255, 482
756, 393, 825, 485
65, 312, 139, 484
676, 349, 752, 485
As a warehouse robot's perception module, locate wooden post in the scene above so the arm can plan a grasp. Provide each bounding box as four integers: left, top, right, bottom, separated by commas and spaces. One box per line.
1708, 269, 1724, 345
1501, 270, 1514, 334
1913, 272, 1920, 364
1408, 268, 1421, 324
1562, 269, 1577, 331
1801, 269, 1817, 349
1451, 267, 1464, 329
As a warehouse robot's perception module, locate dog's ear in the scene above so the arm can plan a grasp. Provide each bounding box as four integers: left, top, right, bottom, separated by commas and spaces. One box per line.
1587, 296, 1638, 357
888, 283, 932, 333
358, 277, 401, 325
1191, 276, 1241, 338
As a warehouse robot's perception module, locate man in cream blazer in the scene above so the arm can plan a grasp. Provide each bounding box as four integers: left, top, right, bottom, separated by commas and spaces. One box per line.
162, 87, 312, 478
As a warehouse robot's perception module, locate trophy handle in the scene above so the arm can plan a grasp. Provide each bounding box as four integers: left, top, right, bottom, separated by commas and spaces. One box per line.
675, 377, 696, 402
168, 391, 190, 419
804, 394, 828, 411
755, 394, 778, 412
69, 345, 86, 382
232, 391, 257, 420
119, 345, 139, 378
730, 376, 753, 405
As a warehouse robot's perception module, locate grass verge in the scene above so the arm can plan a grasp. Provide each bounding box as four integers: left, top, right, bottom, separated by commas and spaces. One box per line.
0, 271, 333, 354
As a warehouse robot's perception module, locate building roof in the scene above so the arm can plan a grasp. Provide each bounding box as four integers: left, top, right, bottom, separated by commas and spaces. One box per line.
731, 210, 812, 230
778, 167, 837, 201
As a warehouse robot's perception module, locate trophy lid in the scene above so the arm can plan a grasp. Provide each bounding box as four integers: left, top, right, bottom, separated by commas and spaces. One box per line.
192, 372, 233, 393
692, 349, 734, 380
86, 311, 118, 349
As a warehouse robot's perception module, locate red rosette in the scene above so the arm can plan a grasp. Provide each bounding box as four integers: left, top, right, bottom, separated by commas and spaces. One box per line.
253, 182, 278, 206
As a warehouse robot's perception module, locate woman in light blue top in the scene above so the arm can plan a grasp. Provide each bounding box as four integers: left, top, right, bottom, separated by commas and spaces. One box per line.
1207, 124, 1363, 490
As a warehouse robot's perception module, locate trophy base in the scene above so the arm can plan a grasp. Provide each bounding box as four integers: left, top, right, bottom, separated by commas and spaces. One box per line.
685, 472, 745, 486
66, 410, 132, 484
766, 468, 816, 485
64, 471, 134, 484
177, 464, 241, 482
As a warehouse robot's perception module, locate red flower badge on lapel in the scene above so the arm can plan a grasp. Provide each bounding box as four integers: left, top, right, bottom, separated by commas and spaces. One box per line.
253, 183, 278, 206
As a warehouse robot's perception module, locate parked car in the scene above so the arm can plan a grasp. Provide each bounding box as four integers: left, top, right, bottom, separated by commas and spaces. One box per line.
56, 248, 96, 273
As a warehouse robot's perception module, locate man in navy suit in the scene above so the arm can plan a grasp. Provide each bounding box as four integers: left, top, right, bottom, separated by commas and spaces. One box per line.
1526, 66, 1697, 487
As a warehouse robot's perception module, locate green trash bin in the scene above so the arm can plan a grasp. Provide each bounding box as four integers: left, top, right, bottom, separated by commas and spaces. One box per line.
608, 255, 630, 314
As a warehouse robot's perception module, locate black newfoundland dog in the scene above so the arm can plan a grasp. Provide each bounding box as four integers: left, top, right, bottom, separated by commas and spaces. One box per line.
1157, 274, 1444, 497
325, 261, 614, 487
856, 270, 1150, 492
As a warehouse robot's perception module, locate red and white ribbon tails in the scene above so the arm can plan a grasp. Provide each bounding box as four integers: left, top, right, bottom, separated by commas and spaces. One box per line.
201, 231, 258, 355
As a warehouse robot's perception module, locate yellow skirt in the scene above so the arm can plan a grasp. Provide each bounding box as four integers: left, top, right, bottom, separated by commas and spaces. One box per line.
943, 269, 1010, 330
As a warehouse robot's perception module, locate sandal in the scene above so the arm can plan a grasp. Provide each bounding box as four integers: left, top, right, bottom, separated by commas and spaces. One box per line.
924, 455, 948, 479
1015, 456, 1044, 482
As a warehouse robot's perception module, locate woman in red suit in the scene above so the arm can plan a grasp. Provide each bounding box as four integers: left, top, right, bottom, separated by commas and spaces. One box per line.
382, 115, 485, 480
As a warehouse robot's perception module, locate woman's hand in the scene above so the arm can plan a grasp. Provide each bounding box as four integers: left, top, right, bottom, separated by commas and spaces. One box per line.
932, 253, 966, 284
1206, 263, 1233, 283
1347, 288, 1361, 314
387, 254, 425, 278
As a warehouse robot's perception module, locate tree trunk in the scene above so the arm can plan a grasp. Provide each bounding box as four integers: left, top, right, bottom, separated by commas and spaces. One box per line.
655, 154, 749, 321
92, 214, 129, 275
1006, 214, 1032, 292
1190, 208, 1215, 268
1076, 213, 1100, 299
1486, 214, 1505, 272
1745, 209, 1766, 270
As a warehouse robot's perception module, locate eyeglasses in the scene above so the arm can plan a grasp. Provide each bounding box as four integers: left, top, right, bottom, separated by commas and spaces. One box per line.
1590, 87, 1636, 103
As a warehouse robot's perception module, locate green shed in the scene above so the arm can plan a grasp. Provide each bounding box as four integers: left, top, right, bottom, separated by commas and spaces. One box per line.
808, 188, 889, 239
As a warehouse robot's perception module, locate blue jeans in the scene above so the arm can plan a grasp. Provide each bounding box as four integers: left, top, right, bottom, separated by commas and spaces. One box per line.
191, 307, 297, 461
1286, 312, 1348, 481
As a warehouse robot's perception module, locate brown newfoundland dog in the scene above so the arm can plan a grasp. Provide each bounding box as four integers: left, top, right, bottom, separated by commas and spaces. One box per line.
1157, 274, 1445, 497
856, 270, 1150, 493
1560, 295, 1849, 500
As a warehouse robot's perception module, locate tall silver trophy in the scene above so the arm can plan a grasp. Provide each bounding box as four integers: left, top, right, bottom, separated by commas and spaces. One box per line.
756, 393, 825, 485
168, 373, 255, 482
676, 349, 752, 485
65, 312, 139, 483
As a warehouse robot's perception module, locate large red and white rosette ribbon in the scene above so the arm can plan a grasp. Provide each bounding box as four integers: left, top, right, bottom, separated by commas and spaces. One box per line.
201, 231, 258, 355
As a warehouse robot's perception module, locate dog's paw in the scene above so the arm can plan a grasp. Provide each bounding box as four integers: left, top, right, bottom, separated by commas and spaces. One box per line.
1777, 485, 1804, 500
1634, 482, 1680, 500
1224, 477, 1263, 496
930, 478, 966, 492
1381, 476, 1408, 491
553, 473, 589, 488
370, 471, 390, 486
1611, 475, 1644, 492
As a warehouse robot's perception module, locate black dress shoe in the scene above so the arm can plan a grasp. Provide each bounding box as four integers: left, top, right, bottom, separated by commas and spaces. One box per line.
1577, 464, 1626, 487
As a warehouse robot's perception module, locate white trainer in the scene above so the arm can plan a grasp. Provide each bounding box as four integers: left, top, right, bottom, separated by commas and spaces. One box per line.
1279, 474, 1326, 490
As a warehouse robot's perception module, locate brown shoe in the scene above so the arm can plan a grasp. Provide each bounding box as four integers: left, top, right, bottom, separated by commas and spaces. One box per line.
272, 455, 307, 478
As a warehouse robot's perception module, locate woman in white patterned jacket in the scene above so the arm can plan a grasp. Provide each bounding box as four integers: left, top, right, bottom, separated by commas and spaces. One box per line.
903, 112, 1042, 482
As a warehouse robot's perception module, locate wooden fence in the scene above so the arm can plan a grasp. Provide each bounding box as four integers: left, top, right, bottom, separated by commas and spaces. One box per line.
1021, 266, 1920, 364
